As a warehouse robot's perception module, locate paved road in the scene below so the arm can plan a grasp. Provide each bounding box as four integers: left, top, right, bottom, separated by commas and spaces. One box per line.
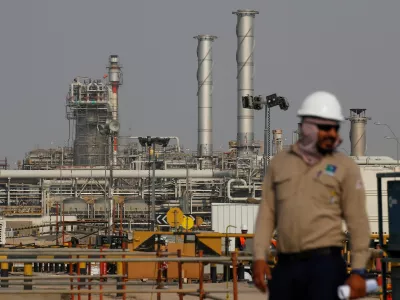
0, 281, 380, 300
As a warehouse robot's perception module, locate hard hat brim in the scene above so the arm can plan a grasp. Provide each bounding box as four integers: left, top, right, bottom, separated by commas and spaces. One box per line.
297, 109, 344, 122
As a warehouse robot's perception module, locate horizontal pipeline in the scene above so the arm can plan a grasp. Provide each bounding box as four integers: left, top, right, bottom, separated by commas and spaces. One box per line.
0, 169, 235, 179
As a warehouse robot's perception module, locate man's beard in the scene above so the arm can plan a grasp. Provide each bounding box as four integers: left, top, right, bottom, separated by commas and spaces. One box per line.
317, 138, 336, 155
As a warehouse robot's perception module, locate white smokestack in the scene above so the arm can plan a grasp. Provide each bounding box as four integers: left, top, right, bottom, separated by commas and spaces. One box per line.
233, 9, 259, 157
194, 35, 217, 167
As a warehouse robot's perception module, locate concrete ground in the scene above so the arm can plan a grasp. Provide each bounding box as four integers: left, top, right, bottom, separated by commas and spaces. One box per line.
0, 282, 380, 300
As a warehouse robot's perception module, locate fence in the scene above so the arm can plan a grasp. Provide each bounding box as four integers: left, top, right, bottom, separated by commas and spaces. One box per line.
0, 248, 243, 300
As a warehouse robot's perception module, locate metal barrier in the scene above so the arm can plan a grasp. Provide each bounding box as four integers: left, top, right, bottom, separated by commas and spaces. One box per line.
0, 249, 241, 300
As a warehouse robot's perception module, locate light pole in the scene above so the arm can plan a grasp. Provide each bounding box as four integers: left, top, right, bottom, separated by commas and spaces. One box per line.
242, 94, 289, 176
375, 122, 399, 165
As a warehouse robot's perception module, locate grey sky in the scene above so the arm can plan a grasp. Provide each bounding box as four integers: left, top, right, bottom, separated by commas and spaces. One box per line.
0, 0, 399, 167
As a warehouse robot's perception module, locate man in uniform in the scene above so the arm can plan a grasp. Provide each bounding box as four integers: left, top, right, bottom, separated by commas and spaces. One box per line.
236, 224, 248, 251
252, 91, 371, 299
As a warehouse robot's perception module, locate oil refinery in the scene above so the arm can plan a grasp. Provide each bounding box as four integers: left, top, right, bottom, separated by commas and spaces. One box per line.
0, 7, 397, 299
0, 8, 394, 239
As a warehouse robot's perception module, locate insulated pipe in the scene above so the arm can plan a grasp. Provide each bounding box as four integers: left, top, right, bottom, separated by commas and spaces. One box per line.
227, 178, 261, 201
233, 9, 259, 158
194, 35, 217, 162
0, 169, 235, 179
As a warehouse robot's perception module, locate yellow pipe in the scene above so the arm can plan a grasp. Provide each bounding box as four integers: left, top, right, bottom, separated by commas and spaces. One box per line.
0, 256, 8, 271
24, 263, 32, 276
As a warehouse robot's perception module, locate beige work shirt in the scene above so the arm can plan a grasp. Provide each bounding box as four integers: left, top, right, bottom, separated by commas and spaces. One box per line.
253, 145, 371, 269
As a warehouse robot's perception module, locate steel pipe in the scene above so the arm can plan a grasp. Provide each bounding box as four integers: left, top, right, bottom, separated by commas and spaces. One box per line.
227, 178, 261, 201
0, 169, 234, 179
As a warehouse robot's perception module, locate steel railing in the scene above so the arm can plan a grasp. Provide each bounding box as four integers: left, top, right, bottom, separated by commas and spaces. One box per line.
0, 249, 242, 300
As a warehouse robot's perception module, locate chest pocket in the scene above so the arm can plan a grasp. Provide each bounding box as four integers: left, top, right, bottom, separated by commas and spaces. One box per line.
314, 173, 341, 205
273, 173, 297, 201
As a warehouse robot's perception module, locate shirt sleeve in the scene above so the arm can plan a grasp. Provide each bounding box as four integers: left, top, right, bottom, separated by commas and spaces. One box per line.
253, 164, 276, 261
341, 161, 371, 269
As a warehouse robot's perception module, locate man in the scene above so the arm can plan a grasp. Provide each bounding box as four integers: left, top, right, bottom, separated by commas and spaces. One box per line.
252, 91, 371, 300
236, 224, 248, 251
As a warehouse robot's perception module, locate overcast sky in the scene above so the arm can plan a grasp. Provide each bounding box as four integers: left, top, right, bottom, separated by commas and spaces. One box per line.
0, 0, 399, 167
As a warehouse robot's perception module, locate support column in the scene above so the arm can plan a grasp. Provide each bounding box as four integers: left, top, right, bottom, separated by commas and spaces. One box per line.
24, 263, 33, 290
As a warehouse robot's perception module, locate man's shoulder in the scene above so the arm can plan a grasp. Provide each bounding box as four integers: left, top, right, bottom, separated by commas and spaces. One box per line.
269, 148, 294, 167
332, 151, 360, 174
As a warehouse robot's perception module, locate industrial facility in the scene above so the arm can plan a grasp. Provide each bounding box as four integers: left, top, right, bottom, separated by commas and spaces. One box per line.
0, 9, 395, 241
0, 6, 398, 299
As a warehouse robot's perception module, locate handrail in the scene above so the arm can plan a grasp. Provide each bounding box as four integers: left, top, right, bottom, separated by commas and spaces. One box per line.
0, 250, 241, 300
0, 256, 246, 263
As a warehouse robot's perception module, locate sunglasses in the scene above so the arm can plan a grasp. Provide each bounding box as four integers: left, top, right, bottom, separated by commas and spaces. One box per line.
316, 124, 340, 132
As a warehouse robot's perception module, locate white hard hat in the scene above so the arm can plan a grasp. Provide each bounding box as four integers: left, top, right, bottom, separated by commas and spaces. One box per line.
297, 91, 345, 122
241, 224, 248, 231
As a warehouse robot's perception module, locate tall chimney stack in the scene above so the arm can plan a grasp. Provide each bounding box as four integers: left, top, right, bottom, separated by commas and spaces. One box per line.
346, 109, 370, 157
232, 9, 259, 157
194, 35, 217, 168
107, 55, 122, 165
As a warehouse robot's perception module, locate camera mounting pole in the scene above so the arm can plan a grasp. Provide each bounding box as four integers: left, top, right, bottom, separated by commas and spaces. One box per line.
242, 94, 289, 176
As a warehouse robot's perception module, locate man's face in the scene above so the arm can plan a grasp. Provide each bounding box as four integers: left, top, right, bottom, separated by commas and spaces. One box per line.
241, 230, 248, 234
316, 123, 340, 152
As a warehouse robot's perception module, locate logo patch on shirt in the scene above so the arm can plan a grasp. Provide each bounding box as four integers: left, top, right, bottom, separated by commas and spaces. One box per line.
325, 164, 337, 176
